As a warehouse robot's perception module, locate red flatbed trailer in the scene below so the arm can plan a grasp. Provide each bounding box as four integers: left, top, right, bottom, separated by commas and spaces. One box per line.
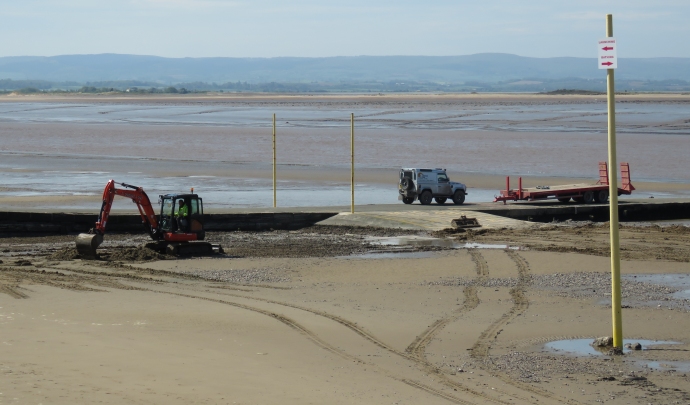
494, 162, 634, 204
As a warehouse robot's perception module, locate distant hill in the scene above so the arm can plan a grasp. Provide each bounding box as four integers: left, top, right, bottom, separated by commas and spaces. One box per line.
1, 53, 690, 85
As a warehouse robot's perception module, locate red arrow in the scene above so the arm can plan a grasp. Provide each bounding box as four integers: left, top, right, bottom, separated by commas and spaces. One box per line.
601, 61, 613, 66
602, 46, 614, 51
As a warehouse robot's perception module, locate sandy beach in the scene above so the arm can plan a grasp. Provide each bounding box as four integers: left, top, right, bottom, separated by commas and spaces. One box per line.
1, 224, 690, 404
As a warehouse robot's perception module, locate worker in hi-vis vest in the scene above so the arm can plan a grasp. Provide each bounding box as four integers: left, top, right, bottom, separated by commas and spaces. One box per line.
176, 200, 189, 232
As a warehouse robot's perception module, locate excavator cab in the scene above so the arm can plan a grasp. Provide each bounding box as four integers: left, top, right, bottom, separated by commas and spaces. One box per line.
159, 194, 205, 239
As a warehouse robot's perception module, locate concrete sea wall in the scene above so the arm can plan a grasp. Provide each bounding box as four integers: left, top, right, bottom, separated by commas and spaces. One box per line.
0, 212, 338, 234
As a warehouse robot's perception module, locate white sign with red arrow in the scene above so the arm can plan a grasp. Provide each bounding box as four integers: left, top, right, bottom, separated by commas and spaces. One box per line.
598, 38, 617, 69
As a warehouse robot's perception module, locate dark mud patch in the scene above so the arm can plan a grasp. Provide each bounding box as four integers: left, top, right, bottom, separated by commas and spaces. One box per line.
47, 245, 168, 262
436, 223, 690, 262
100, 246, 169, 262
48, 247, 80, 261
208, 227, 431, 258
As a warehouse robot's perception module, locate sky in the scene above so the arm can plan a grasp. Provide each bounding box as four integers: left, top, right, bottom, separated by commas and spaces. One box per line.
1, 0, 688, 59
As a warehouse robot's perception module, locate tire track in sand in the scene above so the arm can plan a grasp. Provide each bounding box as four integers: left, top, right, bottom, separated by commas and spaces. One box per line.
0, 282, 28, 299
148, 288, 476, 405
469, 250, 529, 360
41, 259, 529, 404
399, 249, 528, 405
39, 259, 516, 404
124, 251, 518, 405
47, 258, 522, 404
470, 250, 583, 405
200, 285, 515, 405
405, 249, 487, 360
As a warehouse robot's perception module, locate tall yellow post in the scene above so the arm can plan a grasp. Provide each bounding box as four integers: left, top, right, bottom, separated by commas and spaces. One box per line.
350, 113, 355, 214
606, 13, 623, 350
273, 113, 277, 208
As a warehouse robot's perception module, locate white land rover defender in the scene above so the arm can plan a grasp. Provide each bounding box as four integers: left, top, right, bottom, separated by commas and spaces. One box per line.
398, 168, 467, 205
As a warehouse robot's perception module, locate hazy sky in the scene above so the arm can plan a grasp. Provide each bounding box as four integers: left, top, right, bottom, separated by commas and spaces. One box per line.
2, 0, 688, 58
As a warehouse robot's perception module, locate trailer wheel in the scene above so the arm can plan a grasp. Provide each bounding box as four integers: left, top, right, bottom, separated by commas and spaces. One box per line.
435, 197, 447, 205
583, 191, 595, 204
557, 197, 571, 203
596, 190, 609, 203
402, 197, 414, 204
452, 190, 466, 205
419, 191, 433, 205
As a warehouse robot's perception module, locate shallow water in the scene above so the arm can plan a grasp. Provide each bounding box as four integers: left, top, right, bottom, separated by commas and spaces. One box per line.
340, 251, 436, 260
545, 338, 689, 372
0, 165, 498, 209
365, 236, 521, 250
343, 236, 523, 259
545, 338, 680, 356
622, 274, 690, 300
641, 360, 690, 372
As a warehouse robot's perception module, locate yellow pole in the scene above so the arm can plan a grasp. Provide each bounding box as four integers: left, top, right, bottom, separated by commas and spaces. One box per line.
351, 113, 354, 214
273, 113, 276, 208
606, 13, 623, 350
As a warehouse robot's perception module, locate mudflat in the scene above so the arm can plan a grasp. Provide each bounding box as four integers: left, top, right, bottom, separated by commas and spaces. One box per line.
1, 93, 689, 210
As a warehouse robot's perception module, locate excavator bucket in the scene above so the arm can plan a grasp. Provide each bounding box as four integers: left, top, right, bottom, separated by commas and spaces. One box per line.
75, 233, 103, 260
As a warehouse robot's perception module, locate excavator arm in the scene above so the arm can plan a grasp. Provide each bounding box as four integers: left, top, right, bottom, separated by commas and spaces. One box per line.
76, 180, 160, 259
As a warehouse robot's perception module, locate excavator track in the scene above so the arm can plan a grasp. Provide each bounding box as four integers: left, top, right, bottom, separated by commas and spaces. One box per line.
164, 242, 223, 256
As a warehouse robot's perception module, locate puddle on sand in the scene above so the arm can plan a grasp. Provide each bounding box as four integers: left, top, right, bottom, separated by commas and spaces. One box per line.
675, 290, 690, 300
545, 339, 680, 356
341, 251, 436, 260
622, 273, 690, 300
641, 360, 690, 373
365, 236, 521, 250
344, 237, 522, 259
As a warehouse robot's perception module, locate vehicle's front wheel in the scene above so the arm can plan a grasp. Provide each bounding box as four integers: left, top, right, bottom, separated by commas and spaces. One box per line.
452, 190, 466, 205
435, 197, 447, 205
419, 191, 433, 205
402, 196, 414, 204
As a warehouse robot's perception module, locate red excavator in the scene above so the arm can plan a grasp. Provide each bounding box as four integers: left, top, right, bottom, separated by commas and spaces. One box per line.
75, 180, 221, 259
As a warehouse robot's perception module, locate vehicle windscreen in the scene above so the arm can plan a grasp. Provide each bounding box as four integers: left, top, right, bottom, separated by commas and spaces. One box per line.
162, 198, 174, 216
190, 198, 200, 215
160, 198, 174, 231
